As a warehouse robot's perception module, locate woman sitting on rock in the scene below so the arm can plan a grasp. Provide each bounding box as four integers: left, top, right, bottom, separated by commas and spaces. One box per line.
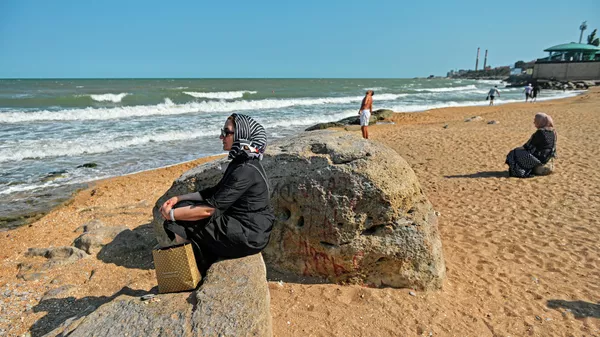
159, 113, 274, 268
506, 113, 557, 178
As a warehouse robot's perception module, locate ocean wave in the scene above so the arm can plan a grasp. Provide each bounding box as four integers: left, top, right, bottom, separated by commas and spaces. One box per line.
363, 87, 387, 91
89, 93, 129, 103
0, 129, 221, 162
413, 85, 478, 92
0, 94, 406, 123
183, 90, 257, 99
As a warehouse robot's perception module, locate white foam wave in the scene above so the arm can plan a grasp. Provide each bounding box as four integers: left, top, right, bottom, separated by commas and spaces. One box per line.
183, 91, 257, 99
363, 87, 387, 91
90, 93, 129, 103
413, 85, 478, 93
476, 80, 504, 85
0, 94, 405, 123
0, 129, 221, 163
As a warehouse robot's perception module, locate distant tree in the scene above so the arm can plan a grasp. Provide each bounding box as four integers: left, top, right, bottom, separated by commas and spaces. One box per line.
588, 29, 599, 46
514, 60, 526, 69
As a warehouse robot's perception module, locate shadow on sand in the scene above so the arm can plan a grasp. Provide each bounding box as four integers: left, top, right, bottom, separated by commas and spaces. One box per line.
444, 170, 509, 179
547, 299, 600, 319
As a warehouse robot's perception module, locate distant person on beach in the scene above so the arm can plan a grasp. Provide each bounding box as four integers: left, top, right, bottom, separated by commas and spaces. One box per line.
524, 84, 533, 102
531, 85, 541, 102
160, 113, 274, 270
358, 90, 374, 139
505, 113, 557, 178
487, 86, 500, 105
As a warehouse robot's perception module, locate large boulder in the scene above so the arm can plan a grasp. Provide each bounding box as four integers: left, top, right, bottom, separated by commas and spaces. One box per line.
152, 131, 445, 290
41, 254, 272, 337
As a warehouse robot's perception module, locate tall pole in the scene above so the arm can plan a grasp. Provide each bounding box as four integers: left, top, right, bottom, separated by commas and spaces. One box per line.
475, 47, 480, 71
483, 49, 488, 70
579, 21, 587, 43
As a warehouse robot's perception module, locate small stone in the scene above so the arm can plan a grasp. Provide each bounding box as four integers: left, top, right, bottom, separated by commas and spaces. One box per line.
3, 290, 11, 297
535, 315, 541, 321
443, 124, 449, 129
545, 318, 552, 321
287, 321, 291, 325
409, 291, 416, 296
277, 280, 284, 287
487, 120, 499, 125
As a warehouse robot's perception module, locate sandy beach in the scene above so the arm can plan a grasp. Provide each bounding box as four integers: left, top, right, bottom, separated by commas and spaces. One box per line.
1, 89, 599, 336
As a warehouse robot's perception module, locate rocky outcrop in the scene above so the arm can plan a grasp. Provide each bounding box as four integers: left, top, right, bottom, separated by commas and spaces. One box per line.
152, 131, 445, 290
305, 109, 395, 131
42, 253, 272, 337
261, 132, 445, 290
73, 226, 128, 254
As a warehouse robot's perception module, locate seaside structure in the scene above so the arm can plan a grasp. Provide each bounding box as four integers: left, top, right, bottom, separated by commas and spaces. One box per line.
475, 47, 480, 71
533, 42, 600, 81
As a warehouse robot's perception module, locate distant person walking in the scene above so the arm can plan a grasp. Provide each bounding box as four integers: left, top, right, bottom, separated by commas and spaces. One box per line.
358, 90, 374, 139
487, 86, 500, 106
524, 83, 533, 102
531, 84, 541, 102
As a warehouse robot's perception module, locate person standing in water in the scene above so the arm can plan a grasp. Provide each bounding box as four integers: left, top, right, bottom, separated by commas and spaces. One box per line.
358, 90, 374, 139
487, 86, 500, 106
524, 83, 533, 102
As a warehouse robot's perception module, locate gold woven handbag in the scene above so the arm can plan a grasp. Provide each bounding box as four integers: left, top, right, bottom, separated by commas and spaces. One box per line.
152, 243, 202, 293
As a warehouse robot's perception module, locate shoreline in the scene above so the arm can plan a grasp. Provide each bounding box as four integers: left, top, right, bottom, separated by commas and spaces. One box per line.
1, 88, 585, 230
1, 88, 599, 336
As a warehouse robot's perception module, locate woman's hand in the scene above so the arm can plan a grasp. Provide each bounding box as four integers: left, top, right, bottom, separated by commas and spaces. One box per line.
160, 196, 179, 219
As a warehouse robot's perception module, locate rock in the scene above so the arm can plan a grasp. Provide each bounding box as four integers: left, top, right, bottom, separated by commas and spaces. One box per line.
306, 115, 377, 131
344, 125, 362, 132
43, 254, 272, 337
487, 120, 499, 125
372, 109, 394, 120
25, 246, 88, 266
76, 163, 98, 169
73, 226, 128, 254
42, 170, 68, 183
465, 116, 483, 122
153, 131, 445, 290
409, 291, 416, 296
192, 254, 272, 336
443, 124, 449, 129
74, 219, 104, 233
583, 80, 596, 87
305, 122, 344, 131
41, 285, 77, 301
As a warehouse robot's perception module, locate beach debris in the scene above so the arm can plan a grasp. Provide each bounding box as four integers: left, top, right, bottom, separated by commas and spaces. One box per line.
443, 124, 449, 129
141, 294, 156, 301
535, 315, 542, 321
487, 120, 499, 125
409, 291, 416, 296
464, 116, 483, 122
77, 162, 98, 168
277, 280, 284, 287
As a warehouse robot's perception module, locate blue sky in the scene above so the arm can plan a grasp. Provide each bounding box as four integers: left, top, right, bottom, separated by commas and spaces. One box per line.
0, 0, 598, 78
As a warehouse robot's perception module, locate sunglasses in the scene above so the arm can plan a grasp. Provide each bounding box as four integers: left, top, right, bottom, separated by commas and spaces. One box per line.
220, 128, 235, 137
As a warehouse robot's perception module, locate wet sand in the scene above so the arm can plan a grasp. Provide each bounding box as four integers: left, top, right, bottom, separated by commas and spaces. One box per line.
1, 89, 599, 336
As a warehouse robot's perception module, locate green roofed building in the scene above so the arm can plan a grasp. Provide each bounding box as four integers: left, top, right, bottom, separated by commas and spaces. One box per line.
533, 42, 600, 81
539, 43, 600, 62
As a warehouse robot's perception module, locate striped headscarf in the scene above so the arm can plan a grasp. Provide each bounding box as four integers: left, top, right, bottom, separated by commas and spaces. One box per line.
228, 113, 267, 160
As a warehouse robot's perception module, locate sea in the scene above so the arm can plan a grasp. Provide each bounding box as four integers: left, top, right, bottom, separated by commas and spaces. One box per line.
0, 78, 581, 228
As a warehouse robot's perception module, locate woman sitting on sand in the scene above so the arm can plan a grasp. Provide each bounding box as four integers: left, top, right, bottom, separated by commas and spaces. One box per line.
159, 113, 274, 268
505, 113, 557, 178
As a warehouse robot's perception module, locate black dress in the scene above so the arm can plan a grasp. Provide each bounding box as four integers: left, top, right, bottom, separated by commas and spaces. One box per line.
506, 129, 556, 178
164, 157, 274, 265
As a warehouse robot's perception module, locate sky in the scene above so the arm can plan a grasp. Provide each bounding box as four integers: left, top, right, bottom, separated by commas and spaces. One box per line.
0, 0, 598, 78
